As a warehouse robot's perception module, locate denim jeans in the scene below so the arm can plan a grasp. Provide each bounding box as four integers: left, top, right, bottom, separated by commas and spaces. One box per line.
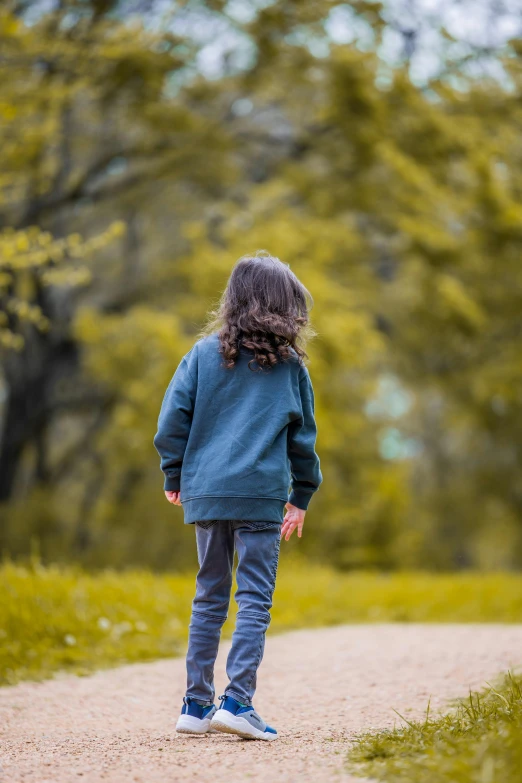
185, 520, 281, 707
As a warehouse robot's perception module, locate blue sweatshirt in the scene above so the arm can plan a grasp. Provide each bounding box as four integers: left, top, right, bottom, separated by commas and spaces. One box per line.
153, 333, 322, 524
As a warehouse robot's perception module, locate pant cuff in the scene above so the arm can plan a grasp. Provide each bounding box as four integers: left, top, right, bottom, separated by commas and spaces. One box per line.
185, 693, 215, 707
224, 688, 252, 707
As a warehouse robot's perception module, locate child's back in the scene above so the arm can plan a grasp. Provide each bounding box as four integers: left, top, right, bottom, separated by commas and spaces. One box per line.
154, 332, 320, 525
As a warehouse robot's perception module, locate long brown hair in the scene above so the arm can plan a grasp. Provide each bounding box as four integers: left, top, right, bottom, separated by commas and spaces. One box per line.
203, 251, 314, 370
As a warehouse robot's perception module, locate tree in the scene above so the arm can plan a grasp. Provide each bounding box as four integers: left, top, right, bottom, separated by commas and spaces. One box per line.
0, 0, 231, 521
3, 0, 522, 570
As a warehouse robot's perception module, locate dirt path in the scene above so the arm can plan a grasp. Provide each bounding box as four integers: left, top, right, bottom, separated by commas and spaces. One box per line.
1, 624, 521, 783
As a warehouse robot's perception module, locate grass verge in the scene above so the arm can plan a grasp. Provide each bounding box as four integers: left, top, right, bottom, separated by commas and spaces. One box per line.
349, 672, 522, 783
2, 560, 522, 685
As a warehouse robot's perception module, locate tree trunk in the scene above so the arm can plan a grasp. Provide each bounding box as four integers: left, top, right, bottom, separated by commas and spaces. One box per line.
0, 387, 28, 502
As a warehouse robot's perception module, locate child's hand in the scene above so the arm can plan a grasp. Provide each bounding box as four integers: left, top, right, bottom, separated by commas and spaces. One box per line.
281, 503, 306, 541
165, 490, 182, 506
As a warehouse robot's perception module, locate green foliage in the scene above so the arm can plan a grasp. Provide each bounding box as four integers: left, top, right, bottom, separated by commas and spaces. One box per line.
0, 222, 124, 350
349, 672, 522, 783
2, 560, 522, 686
1, 0, 522, 571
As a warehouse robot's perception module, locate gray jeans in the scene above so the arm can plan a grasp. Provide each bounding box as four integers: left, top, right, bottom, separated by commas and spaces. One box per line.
185, 520, 281, 707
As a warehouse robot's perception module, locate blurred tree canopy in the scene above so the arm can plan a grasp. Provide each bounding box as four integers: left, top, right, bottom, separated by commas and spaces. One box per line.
1, 0, 522, 571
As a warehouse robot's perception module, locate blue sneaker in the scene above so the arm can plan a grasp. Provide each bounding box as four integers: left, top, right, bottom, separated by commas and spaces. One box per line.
210, 695, 278, 741
176, 697, 217, 734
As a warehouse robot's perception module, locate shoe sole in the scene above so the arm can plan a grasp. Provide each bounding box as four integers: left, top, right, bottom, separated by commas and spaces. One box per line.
210, 710, 278, 741
176, 714, 215, 735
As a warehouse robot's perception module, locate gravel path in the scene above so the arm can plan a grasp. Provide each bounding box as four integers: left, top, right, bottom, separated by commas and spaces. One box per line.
1, 624, 521, 783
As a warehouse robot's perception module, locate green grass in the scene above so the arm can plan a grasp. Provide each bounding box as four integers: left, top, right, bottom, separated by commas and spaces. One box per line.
2, 560, 522, 686
349, 672, 522, 783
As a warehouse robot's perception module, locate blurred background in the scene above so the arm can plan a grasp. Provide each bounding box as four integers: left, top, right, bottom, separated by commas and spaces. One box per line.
2, 0, 522, 574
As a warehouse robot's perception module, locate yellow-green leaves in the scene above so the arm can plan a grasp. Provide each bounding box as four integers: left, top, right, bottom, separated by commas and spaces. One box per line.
0, 222, 125, 350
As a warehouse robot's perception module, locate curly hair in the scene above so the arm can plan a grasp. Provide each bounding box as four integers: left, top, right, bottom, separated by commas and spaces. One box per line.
203, 251, 314, 370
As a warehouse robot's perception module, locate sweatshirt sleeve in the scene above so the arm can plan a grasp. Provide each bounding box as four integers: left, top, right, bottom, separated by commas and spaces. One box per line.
153, 352, 197, 492
287, 367, 322, 510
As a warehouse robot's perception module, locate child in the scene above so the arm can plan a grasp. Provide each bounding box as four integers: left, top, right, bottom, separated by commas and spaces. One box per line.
154, 252, 322, 741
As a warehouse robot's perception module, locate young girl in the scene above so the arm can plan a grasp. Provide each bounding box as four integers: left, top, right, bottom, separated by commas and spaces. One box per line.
154, 252, 322, 741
